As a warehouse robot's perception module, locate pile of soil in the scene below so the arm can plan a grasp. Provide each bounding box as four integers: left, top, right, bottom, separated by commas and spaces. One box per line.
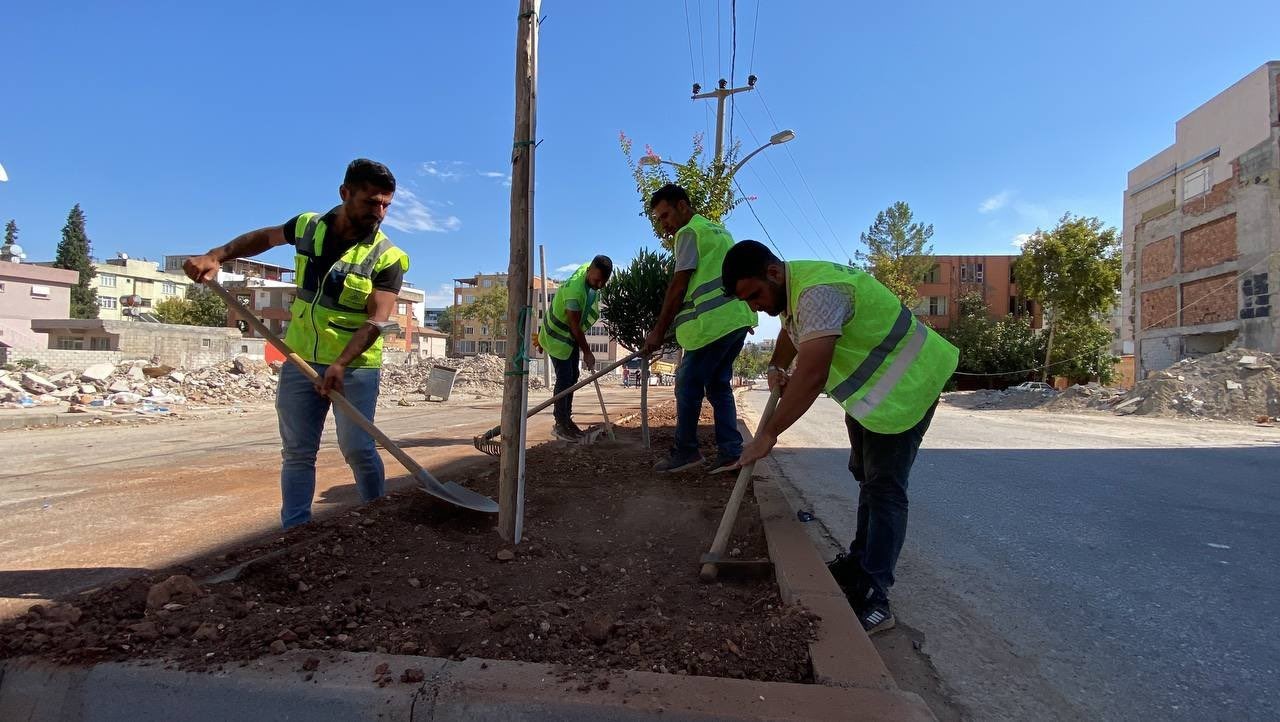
0, 404, 816, 683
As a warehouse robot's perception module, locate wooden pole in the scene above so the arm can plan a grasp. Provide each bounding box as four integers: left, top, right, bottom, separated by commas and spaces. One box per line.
640, 355, 650, 449
499, 0, 539, 542
538, 244, 550, 389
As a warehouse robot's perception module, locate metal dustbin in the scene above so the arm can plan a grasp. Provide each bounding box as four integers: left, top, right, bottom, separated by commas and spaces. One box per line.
425, 364, 459, 402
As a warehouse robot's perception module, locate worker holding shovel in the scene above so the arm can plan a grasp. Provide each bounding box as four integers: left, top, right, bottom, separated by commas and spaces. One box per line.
720, 240, 958, 635
538, 256, 613, 440
183, 159, 409, 529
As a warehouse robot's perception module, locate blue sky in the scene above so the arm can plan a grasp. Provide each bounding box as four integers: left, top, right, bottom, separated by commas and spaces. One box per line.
3, 1, 1278, 339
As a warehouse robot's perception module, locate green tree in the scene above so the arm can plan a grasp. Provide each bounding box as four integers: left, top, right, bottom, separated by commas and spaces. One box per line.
1014, 213, 1121, 381
4, 219, 16, 246
53, 204, 98, 319
599, 248, 676, 353
733, 342, 769, 382
154, 296, 194, 325
942, 292, 1046, 386
620, 131, 742, 250
1047, 317, 1116, 384
463, 286, 508, 340
435, 304, 458, 335
944, 292, 994, 374
854, 201, 936, 307
184, 285, 229, 326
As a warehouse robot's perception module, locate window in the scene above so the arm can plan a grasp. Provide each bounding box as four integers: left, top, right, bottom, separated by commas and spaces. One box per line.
100, 274, 117, 288
30, 284, 50, 298
590, 342, 609, 354
975, 263, 984, 283
99, 296, 119, 309
0, 281, 5, 292
162, 281, 177, 295
139, 297, 152, 308
1183, 167, 1210, 200
90, 337, 112, 350
1241, 273, 1271, 319
482, 280, 492, 288
480, 325, 489, 336
56, 336, 85, 350
959, 264, 971, 282
1009, 296, 1017, 315
495, 341, 507, 354
201, 338, 212, 347
464, 295, 476, 304
464, 326, 475, 335
922, 265, 941, 284
458, 340, 477, 354
236, 294, 250, 306
397, 303, 409, 315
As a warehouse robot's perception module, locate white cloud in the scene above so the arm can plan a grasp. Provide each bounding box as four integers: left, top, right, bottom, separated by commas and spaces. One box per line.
420, 160, 466, 180
555, 262, 584, 275
422, 282, 454, 308
384, 188, 461, 234
1011, 232, 1034, 249
979, 190, 1012, 214
479, 171, 506, 178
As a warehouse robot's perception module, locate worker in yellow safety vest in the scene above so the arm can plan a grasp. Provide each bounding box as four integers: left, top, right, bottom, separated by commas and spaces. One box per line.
720, 240, 958, 636
538, 256, 613, 440
184, 159, 409, 529
641, 184, 758, 474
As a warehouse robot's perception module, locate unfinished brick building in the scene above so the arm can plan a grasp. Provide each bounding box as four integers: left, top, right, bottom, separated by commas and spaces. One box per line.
1122, 61, 1280, 378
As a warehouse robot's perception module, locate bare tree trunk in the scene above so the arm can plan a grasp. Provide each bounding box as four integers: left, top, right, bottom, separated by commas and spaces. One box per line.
1041, 318, 1056, 383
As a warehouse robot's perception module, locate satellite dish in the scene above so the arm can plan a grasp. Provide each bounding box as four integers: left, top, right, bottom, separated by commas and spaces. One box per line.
0, 162, 8, 182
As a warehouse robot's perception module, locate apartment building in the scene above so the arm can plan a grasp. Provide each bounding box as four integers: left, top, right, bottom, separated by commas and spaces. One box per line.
90, 254, 194, 320
164, 255, 294, 285
0, 257, 79, 354
912, 254, 1039, 330
1122, 61, 1280, 377
224, 278, 423, 353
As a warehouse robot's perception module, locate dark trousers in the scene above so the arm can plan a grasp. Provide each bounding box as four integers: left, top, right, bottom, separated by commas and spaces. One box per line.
551, 347, 580, 426
844, 399, 938, 601
673, 327, 749, 459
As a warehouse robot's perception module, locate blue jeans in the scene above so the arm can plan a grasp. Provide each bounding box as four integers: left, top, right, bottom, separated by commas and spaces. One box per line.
844, 400, 938, 601
551, 347, 580, 427
276, 362, 385, 529
673, 327, 749, 460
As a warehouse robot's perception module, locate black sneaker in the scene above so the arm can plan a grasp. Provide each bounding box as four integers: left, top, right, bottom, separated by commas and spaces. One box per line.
552, 424, 582, 441
654, 452, 706, 473
858, 599, 895, 635
565, 420, 586, 436
707, 455, 740, 474
827, 553, 872, 604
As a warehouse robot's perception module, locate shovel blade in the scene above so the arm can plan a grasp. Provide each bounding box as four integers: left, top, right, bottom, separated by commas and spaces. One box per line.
416, 471, 499, 513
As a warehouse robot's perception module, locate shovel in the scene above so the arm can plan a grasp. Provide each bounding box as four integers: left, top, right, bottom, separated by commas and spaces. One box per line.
699, 388, 780, 582
206, 279, 498, 514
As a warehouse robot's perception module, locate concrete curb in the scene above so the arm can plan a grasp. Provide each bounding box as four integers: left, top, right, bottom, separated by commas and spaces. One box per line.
0, 651, 934, 721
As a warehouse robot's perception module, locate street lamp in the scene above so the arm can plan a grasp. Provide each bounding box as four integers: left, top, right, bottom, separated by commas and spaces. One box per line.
639, 129, 797, 181
0, 162, 8, 182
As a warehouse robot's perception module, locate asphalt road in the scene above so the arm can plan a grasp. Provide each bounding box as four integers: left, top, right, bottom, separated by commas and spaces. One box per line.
741, 388, 1280, 721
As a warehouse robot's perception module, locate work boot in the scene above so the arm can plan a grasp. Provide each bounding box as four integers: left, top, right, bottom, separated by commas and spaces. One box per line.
654, 451, 706, 473
552, 423, 582, 442
564, 419, 586, 436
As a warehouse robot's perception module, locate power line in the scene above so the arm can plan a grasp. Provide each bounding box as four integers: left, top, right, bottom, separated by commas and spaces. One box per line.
748, 0, 760, 74
733, 178, 785, 260
696, 0, 707, 84
741, 161, 827, 262
728, 0, 737, 147
716, 0, 722, 81
681, 0, 698, 85
734, 105, 842, 262
757, 89, 851, 260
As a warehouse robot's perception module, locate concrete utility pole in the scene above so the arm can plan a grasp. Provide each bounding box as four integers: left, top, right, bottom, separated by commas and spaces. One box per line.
692, 77, 757, 164
498, 0, 539, 543
538, 244, 550, 388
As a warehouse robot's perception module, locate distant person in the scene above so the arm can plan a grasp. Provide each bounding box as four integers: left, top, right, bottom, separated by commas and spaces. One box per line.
184, 159, 409, 528
538, 256, 613, 440
641, 184, 757, 473
720, 240, 958, 634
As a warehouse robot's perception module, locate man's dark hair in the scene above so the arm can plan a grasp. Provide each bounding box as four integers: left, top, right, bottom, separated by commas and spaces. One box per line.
648, 183, 690, 212
590, 254, 614, 278
722, 239, 781, 295
344, 158, 396, 192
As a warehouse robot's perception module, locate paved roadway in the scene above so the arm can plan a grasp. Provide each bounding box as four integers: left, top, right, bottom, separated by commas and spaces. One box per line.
741, 388, 1280, 721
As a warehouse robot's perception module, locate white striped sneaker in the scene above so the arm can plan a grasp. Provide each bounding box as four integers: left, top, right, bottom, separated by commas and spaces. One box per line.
859, 602, 896, 635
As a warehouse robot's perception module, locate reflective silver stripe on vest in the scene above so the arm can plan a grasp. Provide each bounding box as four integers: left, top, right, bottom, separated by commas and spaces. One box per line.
673, 293, 737, 329
330, 238, 392, 277
541, 323, 575, 348
829, 306, 913, 403
687, 277, 723, 303
299, 215, 323, 256
847, 321, 930, 418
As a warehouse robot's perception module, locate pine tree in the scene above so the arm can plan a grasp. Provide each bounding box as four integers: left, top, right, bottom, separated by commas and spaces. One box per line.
53, 204, 99, 319
4, 219, 16, 246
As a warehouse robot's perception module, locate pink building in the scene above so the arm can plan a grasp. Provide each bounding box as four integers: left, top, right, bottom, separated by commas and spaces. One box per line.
0, 262, 80, 356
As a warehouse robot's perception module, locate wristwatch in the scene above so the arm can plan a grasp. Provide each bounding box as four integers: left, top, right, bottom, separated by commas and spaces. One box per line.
767, 365, 785, 374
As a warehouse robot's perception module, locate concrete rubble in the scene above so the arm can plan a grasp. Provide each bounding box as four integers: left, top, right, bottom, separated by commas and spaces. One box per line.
380, 353, 546, 400
0, 356, 279, 414
1105, 348, 1279, 423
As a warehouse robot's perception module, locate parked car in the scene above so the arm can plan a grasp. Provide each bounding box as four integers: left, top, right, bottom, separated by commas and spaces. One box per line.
1011, 381, 1055, 393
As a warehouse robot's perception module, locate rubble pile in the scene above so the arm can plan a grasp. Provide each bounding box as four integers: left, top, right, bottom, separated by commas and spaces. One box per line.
1042, 383, 1127, 413
1107, 348, 1279, 423
379, 353, 546, 399
0, 356, 278, 413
